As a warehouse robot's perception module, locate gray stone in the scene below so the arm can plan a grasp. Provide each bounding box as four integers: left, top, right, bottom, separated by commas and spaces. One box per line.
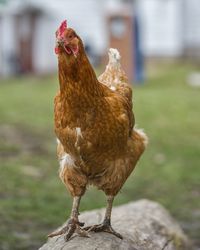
39, 199, 191, 250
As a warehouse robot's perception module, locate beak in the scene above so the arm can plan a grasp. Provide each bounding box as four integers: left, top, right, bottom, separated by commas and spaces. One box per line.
56, 39, 63, 46
56, 36, 68, 46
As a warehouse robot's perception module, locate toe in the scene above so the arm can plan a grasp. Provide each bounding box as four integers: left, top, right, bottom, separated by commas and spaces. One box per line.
105, 226, 123, 239
84, 224, 98, 232
64, 223, 76, 241
83, 224, 123, 239
76, 227, 90, 238
48, 225, 69, 238
109, 229, 123, 239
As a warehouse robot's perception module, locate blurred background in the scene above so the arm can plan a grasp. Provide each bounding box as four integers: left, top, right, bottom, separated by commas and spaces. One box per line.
0, 0, 199, 249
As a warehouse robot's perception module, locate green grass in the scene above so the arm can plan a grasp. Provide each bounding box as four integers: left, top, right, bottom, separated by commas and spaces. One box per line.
0, 63, 199, 249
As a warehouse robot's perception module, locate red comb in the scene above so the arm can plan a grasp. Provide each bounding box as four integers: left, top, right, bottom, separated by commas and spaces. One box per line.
58, 20, 67, 37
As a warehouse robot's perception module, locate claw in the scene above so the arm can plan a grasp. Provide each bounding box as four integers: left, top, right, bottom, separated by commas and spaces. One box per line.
78, 221, 85, 227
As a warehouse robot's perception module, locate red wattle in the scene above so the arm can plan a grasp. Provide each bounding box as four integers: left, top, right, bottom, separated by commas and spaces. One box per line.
55, 47, 60, 54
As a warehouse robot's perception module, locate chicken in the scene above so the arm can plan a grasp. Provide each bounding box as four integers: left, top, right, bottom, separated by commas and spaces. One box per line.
48, 20, 148, 241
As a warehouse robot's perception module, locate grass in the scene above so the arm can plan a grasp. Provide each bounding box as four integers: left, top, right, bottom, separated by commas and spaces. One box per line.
0, 63, 199, 249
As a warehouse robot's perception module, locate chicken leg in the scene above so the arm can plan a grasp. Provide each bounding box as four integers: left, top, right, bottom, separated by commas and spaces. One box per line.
84, 195, 123, 239
48, 196, 89, 241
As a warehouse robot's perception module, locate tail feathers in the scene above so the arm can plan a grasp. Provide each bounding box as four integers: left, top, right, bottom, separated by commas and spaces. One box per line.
108, 48, 121, 67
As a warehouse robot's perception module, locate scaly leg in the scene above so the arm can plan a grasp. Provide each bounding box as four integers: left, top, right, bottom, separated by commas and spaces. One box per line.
84, 195, 123, 239
48, 196, 89, 241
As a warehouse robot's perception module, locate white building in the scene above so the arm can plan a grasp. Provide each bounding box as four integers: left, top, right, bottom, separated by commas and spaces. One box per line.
0, 0, 108, 76
136, 0, 200, 58
136, 0, 183, 57
1, 0, 200, 77
183, 0, 200, 58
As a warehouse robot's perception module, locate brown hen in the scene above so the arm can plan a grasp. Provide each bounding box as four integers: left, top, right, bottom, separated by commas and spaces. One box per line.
48, 20, 148, 241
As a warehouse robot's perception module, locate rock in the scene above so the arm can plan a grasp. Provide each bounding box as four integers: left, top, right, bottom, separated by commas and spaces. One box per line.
39, 199, 191, 250
187, 72, 200, 87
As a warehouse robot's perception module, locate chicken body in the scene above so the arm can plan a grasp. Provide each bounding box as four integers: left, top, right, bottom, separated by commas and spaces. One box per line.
49, 22, 147, 241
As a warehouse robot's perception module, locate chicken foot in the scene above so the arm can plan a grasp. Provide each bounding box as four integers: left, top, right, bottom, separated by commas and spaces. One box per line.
84, 195, 123, 239
48, 196, 89, 241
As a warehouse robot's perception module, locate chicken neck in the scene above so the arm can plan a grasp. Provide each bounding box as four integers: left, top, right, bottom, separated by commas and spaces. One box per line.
58, 42, 104, 99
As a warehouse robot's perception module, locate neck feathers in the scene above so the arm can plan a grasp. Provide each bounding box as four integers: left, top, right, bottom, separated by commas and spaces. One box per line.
58, 40, 101, 95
